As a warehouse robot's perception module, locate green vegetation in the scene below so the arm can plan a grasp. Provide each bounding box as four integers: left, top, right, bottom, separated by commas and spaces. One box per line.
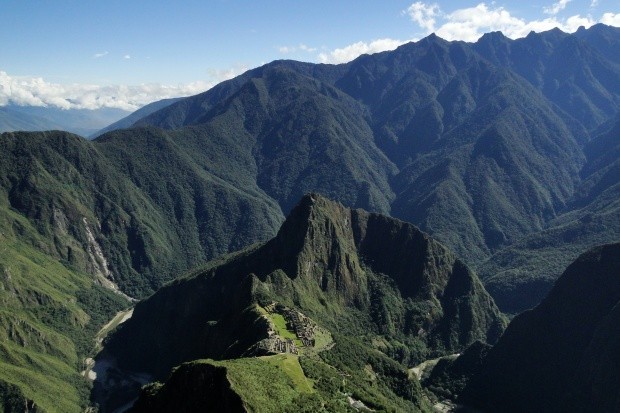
0, 24, 619, 411
479, 116, 620, 313
131, 349, 433, 413
0, 129, 283, 299
0, 178, 128, 411
269, 313, 303, 347
217, 356, 315, 410
130, 356, 324, 413
311, 334, 432, 412
261, 354, 314, 393
107, 194, 504, 410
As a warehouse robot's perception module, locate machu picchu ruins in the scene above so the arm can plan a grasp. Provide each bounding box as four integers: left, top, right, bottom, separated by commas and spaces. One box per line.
252, 302, 327, 356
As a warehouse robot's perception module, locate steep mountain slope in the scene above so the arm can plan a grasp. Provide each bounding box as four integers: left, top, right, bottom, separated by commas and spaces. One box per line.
138, 65, 396, 215
132, 26, 619, 270
1, 130, 283, 298
478, 116, 620, 313
460, 242, 620, 412
474, 27, 620, 132
91, 98, 182, 138
384, 53, 583, 263
0, 165, 128, 412
101, 194, 505, 411
574, 24, 620, 65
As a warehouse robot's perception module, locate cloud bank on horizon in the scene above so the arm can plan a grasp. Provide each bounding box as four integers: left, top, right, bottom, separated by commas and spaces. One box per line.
0, 66, 247, 112
1, 1, 619, 111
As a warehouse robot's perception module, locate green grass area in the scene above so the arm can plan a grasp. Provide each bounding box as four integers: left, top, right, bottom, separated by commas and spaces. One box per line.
269, 313, 304, 348
207, 356, 317, 411
0, 358, 83, 412
260, 354, 314, 393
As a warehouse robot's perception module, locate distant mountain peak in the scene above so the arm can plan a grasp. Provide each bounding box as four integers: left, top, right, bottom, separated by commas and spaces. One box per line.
478, 30, 510, 43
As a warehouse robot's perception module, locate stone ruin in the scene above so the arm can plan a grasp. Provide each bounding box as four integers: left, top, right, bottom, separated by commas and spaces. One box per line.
282, 307, 316, 347
253, 302, 320, 355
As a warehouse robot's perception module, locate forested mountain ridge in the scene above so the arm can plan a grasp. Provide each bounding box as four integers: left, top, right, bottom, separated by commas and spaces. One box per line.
100, 194, 505, 412
1, 129, 283, 298
128, 24, 619, 311
2, 25, 617, 309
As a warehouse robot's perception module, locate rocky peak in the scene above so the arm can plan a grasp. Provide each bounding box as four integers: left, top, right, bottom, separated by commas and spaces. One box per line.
272, 193, 472, 302
267, 193, 366, 303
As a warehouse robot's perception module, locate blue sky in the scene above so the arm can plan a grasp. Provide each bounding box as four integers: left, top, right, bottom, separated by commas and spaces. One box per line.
1, 0, 618, 110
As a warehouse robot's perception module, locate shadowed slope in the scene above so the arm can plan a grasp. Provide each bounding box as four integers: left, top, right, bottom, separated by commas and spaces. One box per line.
461, 243, 620, 413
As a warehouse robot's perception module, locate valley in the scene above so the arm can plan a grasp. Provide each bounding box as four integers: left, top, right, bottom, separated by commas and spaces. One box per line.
0, 22, 618, 412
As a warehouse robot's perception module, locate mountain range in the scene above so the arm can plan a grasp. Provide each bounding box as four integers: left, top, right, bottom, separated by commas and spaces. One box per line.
0, 23, 618, 411
128, 23, 619, 312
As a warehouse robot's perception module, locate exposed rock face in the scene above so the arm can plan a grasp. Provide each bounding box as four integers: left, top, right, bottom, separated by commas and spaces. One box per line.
460, 242, 620, 413
105, 194, 505, 380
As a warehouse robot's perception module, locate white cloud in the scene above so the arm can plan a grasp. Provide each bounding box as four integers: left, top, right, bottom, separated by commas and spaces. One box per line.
123, 54, 131, 60
402, 2, 600, 42
590, 0, 599, 7
600, 12, 620, 26
318, 38, 407, 64
565, 14, 597, 31
93, 51, 108, 59
544, 0, 571, 15
206, 65, 248, 82
278, 43, 317, 55
0, 70, 213, 111
406, 2, 441, 32
299, 44, 317, 52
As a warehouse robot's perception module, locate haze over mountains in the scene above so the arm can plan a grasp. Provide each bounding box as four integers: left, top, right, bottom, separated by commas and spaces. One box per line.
0, 105, 130, 138
0, 24, 618, 411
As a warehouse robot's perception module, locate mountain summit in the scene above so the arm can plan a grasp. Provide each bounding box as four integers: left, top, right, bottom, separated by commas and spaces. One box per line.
100, 194, 505, 411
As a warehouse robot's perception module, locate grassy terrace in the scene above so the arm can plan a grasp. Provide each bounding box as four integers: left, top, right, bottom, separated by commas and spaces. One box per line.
270, 312, 304, 348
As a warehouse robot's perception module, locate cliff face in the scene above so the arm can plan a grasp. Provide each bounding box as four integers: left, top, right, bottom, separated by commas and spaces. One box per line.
461, 242, 620, 412
105, 194, 505, 380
